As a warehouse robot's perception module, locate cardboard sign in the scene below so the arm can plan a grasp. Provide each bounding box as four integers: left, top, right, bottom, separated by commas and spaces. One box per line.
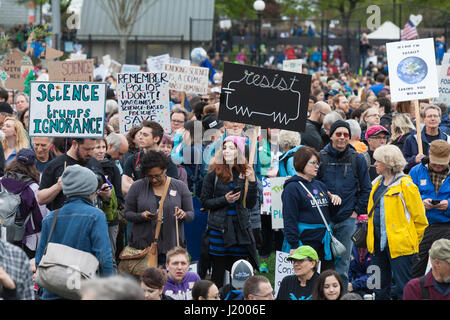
29, 81, 107, 138
0, 48, 34, 91
218, 63, 311, 131
387, 38, 439, 102
283, 59, 304, 73
117, 72, 170, 135
435, 53, 450, 105
163, 63, 209, 95
48, 59, 94, 82
147, 54, 170, 72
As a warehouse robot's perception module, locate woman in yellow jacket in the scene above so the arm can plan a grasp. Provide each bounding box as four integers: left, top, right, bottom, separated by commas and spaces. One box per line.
366, 145, 428, 300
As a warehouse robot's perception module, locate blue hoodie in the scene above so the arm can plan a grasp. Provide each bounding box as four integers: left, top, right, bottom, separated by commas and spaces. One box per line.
281, 175, 335, 256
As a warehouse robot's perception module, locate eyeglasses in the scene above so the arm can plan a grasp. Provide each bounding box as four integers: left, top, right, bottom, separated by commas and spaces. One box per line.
367, 114, 380, 118
201, 98, 210, 102
425, 114, 440, 119
171, 119, 185, 124
334, 132, 350, 138
369, 136, 387, 140
307, 160, 320, 166
147, 171, 165, 180
253, 291, 275, 299
291, 258, 312, 264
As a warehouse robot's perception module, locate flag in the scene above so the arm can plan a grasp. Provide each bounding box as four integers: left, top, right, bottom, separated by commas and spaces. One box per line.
401, 20, 418, 40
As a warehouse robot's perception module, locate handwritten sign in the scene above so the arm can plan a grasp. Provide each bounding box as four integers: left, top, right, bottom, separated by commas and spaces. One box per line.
0, 48, 34, 91
387, 38, 439, 102
117, 72, 170, 135
163, 63, 209, 95
48, 59, 94, 81
218, 63, 311, 131
147, 54, 170, 72
274, 251, 294, 296
29, 81, 107, 138
121, 64, 141, 73
435, 53, 450, 105
261, 177, 287, 229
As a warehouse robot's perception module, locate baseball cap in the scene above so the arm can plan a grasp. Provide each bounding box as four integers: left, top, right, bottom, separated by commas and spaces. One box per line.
16, 148, 36, 166
429, 238, 450, 263
231, 259, 254, 289
365, 125, 389, 140
287, 245, 319, 262
202, 113, 223, 131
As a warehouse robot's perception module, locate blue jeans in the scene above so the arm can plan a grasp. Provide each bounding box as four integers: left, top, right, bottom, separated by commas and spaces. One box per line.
332, 217, 356, 292
370, 246, 413, 300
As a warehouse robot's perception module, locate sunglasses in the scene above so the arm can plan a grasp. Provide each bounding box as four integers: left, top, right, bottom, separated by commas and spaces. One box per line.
334, 132, 350, 138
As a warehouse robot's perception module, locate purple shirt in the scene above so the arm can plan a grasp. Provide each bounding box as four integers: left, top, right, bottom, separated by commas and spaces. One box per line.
163, 271, 200, 300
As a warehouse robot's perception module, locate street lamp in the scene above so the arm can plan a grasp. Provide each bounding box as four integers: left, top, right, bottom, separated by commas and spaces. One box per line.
253, 0, 265, 67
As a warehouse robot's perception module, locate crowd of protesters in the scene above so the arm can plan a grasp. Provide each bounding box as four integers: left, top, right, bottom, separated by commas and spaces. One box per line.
0, 31, 450, 301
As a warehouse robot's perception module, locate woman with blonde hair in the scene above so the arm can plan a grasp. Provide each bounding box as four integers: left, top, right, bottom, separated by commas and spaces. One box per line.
1, 116, 30, 164
367, 144, 428, 300
389, 113, 416, 151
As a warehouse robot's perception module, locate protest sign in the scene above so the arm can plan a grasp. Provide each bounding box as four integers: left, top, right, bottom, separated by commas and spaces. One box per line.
261, 177, 287, 229
117, 72, 170, 135
274, 251, 293, 296
163, 63, 209, 95
121, 64, 141, 73
169, 57, 191, 67
218, 63, 311, 132
387, 38, 439, 103
147, 54, 170, 72
28, 81, 107, 138
0, 48, 34, 91
68, 53, 88, 61
48, 59, 94, 82
435, 53, 450, 105
283, 59, 304, 73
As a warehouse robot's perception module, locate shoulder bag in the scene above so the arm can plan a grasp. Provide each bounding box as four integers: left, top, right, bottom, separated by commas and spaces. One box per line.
298, 181, 347, 258
118, 177, 171, 277
36, 209, 100, 300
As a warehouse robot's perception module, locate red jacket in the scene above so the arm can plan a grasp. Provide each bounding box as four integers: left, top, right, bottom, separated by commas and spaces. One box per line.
403, 271, 450, 300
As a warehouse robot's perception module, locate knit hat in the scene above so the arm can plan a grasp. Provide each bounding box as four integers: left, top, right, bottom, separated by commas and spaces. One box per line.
16, 148, 36, 166
62, 164, 98, 197
365, 125, 389, 140
287, 245, 319, 262
231, 260, 254, 289
429, 140, 450, 165
329, 120, 351, 137
224, 135, 247, 154
429, 238, 450, 263
0, 102, 13, 114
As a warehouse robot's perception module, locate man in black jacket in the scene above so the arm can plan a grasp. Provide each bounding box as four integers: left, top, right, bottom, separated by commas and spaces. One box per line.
300, 101, 331, 152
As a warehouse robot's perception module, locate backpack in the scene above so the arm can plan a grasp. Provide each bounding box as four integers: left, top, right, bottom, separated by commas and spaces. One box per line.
0, 182, 22, 227
318, 148, 362, 193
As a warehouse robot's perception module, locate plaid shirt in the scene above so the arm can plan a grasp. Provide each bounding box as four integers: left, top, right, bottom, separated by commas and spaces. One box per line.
428, 166, 449, 194
0, 240, 35, 300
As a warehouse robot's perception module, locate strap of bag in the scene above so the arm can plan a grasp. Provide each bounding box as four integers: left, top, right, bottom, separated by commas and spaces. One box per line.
153, 177, 171, 243
420, 275, 429, 300
368, 175, 404, 218
298, 181, 332, 234
43, 209, 61, 255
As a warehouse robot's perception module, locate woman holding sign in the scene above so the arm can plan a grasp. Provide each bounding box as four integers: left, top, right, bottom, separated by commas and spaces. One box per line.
200, 136, 259, 288
281, 146, 341, 272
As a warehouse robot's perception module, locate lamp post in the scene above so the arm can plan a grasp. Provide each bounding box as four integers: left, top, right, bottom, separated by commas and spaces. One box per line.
253, 0, 265, 67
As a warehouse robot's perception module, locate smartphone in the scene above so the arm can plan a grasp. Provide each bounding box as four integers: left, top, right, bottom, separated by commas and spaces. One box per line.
431, 199, 441, 205
232, 186, 241, 194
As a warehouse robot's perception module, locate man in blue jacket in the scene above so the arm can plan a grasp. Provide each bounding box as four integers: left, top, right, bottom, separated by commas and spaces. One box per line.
317, 120, 371, 291
35, 165, 115, 300
403, 105, 450, 172
409, 140, 450, 278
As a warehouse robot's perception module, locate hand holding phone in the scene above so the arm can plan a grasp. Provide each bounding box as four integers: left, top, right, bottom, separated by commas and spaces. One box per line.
431, 199, 441, 205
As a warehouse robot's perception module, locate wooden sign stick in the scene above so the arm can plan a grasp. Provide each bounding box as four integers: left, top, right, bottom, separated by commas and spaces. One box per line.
180, 91, 186, 109
412, 99, 423, 155
243, 126, 260, 208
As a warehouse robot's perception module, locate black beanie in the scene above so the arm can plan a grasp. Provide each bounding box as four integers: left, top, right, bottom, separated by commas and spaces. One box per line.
329, 120, 350, 137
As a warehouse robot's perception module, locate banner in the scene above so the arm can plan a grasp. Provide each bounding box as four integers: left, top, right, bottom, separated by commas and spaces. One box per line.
163, 63, 209, 95
117, 72, 170, 135
48, 59, 94, 82
387, 38, 439, 102
218, 63, 311, 131
435, 53, 450, 105
0, 48, 34, 91
29, 81, 107, 138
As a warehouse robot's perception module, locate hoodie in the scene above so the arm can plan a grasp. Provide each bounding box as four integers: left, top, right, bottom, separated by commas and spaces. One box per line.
281, 175, 335, 250
163, 271, 201, 300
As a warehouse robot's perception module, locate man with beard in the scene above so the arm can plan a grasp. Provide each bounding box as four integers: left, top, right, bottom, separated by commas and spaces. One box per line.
38, 138, 107, 211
